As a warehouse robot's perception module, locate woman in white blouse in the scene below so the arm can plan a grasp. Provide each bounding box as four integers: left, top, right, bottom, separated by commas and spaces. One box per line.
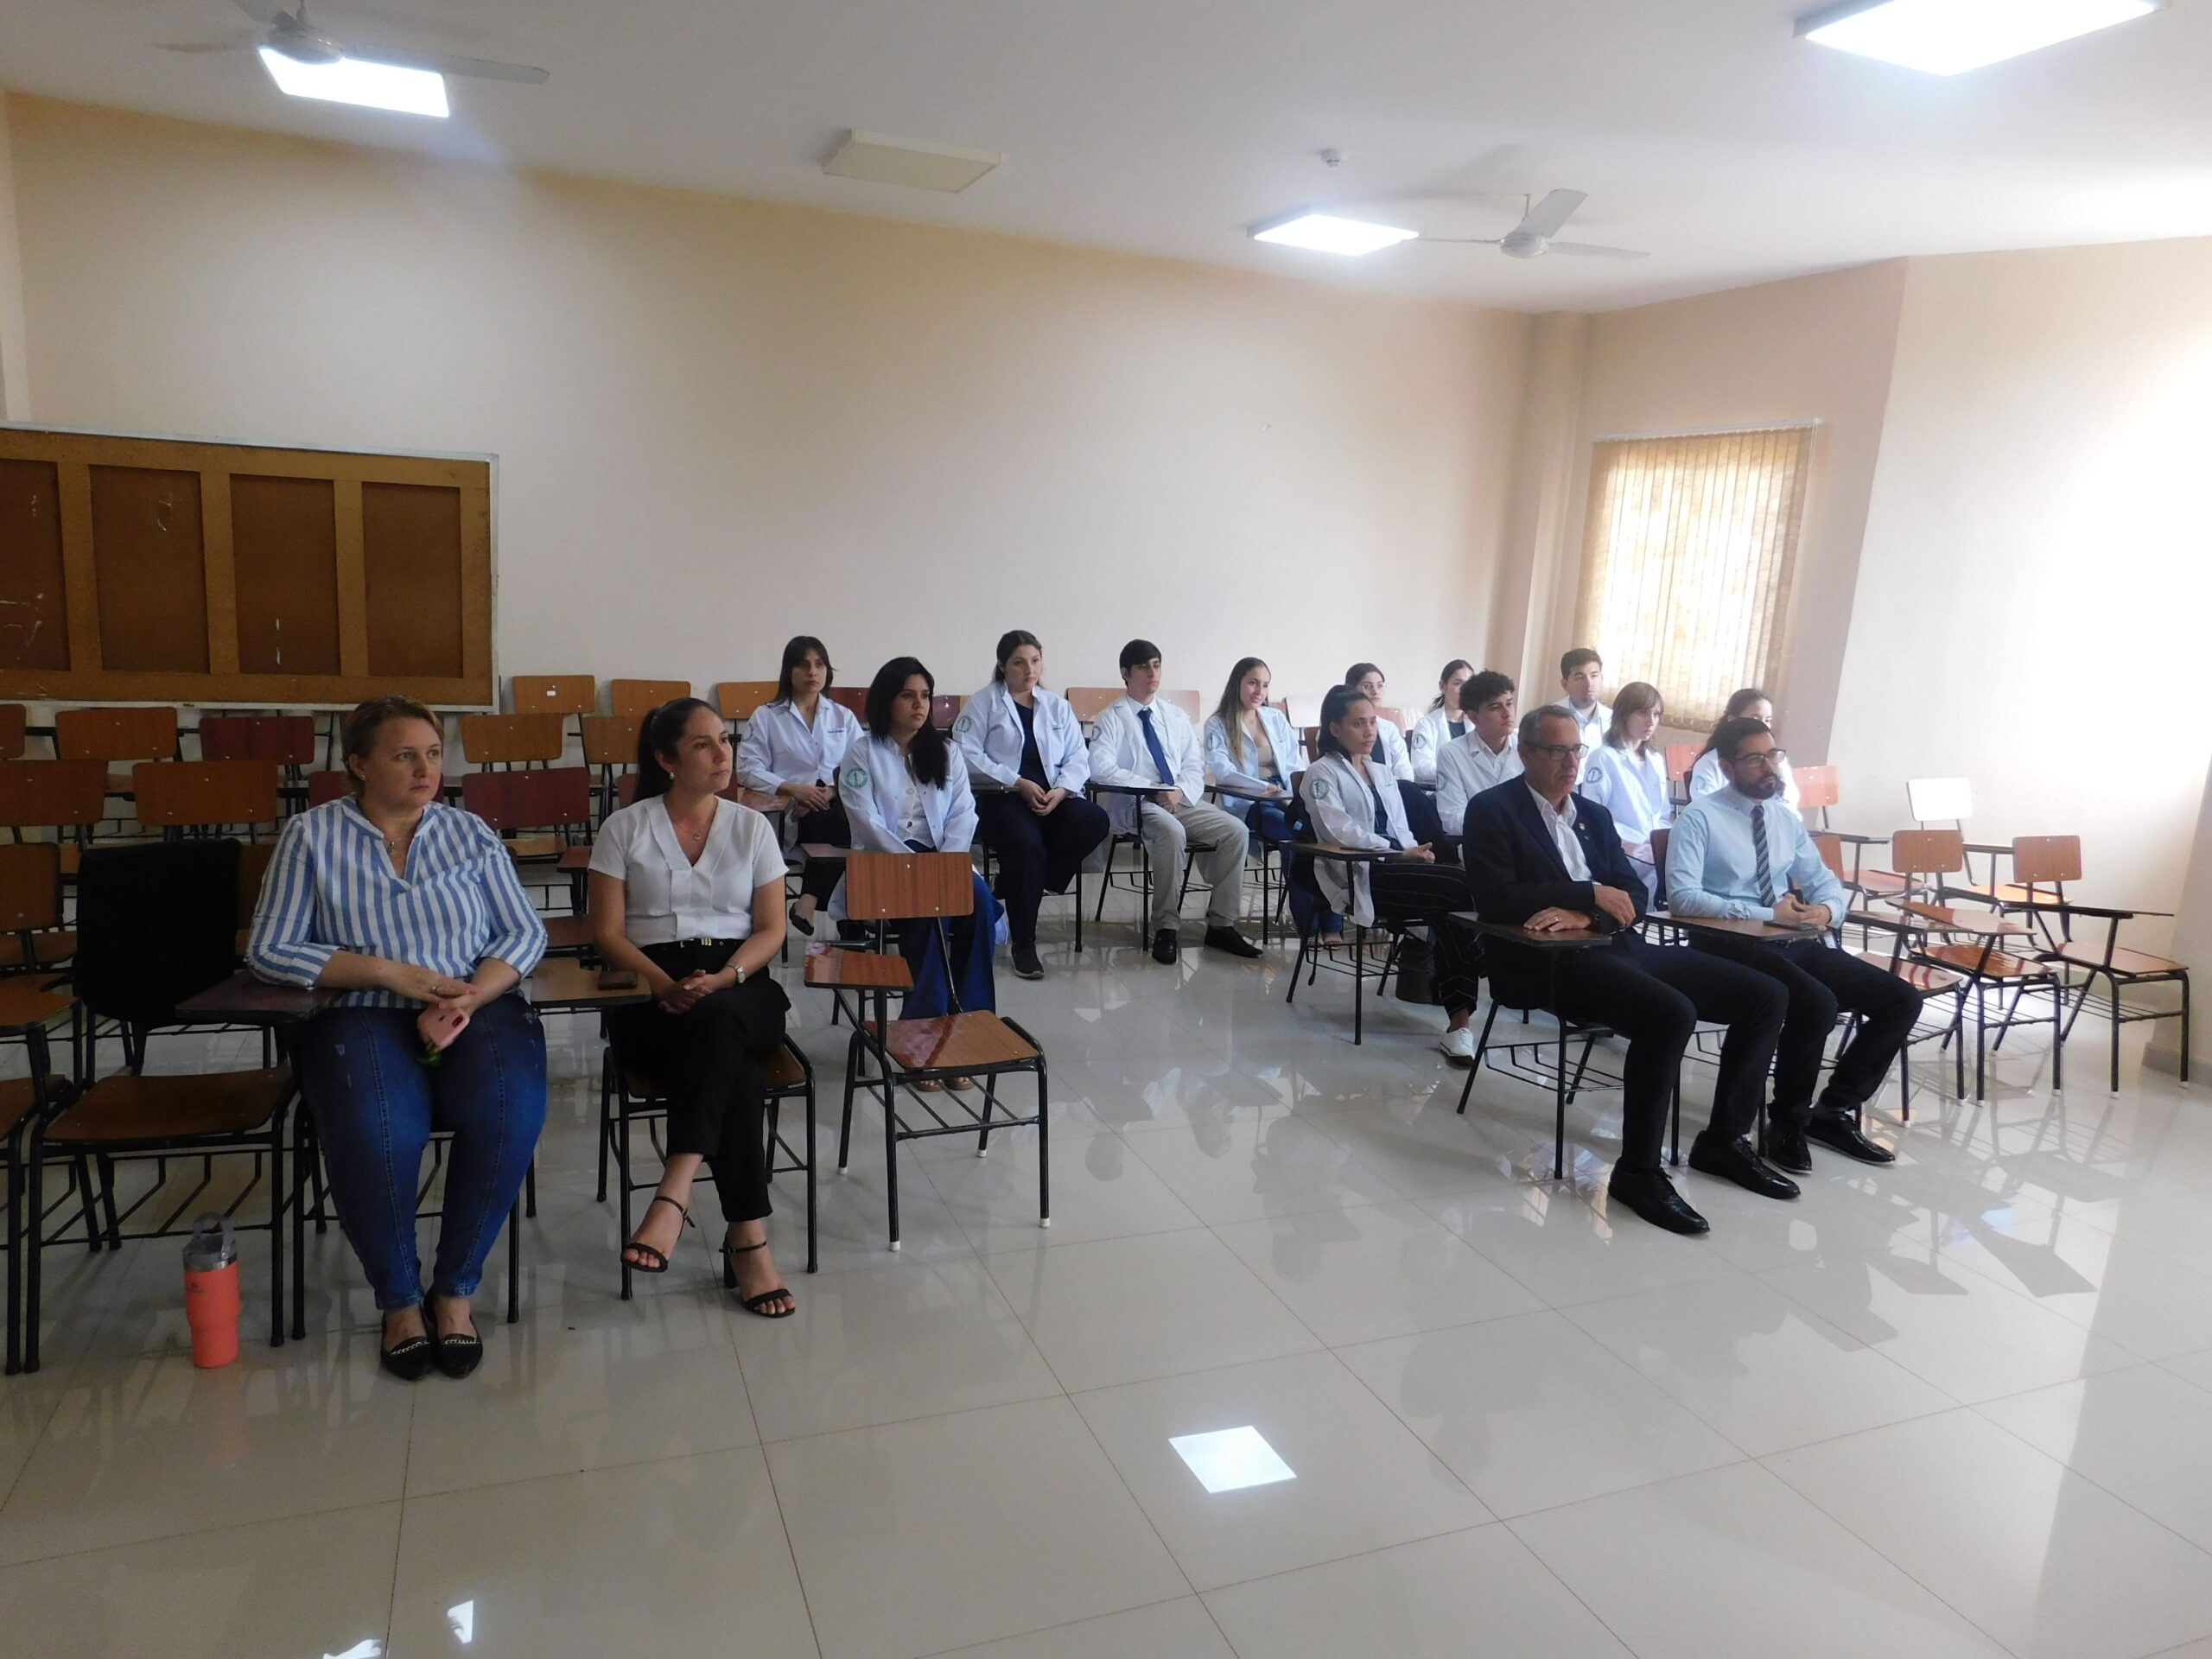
1408, 659, 1474, 785
1577, 680, 1672, 880
1345, 661, 1443, 849
591, 698, 796, 1317
736, 635, 863, 937
1688, 687, 1800, 810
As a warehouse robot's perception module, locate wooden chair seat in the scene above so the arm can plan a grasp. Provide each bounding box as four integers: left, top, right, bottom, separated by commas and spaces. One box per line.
2050, 941, 2185, 977
803, 944, 914, 991
1851, 951, 1962, 995
874, 1012, 1039, 1073
0, 976, 73, 1030
1855, 868, 1908, 897
0, 930, 74, 969
48, 1067, 295, 1142
543, 914, 594, 952
622, 1044, 806, 1102
503, 835, 563, 862
559, 845, 594, 872
0, 1074, 69, 1140
1918, 942, 2051, 981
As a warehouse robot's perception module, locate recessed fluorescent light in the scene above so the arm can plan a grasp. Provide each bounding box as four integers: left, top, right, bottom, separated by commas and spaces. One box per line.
1796, 0, 2164, 75
259, 48, 449, 117
1249, 210, 1419, 257
1169, 1427, 1297, 1494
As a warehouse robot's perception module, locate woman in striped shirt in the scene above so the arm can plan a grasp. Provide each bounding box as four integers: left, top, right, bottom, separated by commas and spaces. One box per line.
250, 696, 549, 1382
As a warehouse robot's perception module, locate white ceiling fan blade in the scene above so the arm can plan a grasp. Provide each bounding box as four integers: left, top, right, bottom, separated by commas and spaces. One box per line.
1515, 188, 1586, 241
157, 36, 257, 54
1548, 241, 1649, 260
231, 0, 286, 23
344, 44, 549, 84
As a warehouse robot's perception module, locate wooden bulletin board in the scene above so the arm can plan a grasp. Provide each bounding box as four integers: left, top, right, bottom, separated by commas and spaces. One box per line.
0, 425, 493, 706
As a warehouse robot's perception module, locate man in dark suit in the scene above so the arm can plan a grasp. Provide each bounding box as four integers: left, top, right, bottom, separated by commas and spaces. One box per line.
1460, 705, 1796, 1236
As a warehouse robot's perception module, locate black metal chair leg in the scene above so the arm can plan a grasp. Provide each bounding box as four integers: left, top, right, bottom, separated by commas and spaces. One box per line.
2110, 974, 2122, 1095
1457, 1001, 1502, 1115
506, 1198, 519, 1325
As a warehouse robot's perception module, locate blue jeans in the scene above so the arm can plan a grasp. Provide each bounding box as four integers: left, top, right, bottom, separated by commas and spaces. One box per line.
900, 867, 1001, 1018
293, 994, 547, 1311
1244, 802, 1319, 933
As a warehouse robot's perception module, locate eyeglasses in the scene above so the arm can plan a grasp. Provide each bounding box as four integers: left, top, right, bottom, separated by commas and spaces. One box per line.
1735, 749, 1789, 768
1527, 743, 1586, 763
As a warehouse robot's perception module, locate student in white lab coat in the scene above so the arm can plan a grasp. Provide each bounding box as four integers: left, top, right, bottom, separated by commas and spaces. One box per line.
1408, 659, 1474, 785
836, 658, 999, 1020
1087, 639, 1262, 966
956, 630, 1109, 981
1433, 670, 1523, 842
1302, 684, 1483, 1064
1688, 687, 1799, 810
735, 635, 864, 937
1577, 680, 1672, 877
1560, 647, 1611, 755
1201, 656, 1306, 853
1344, 662, 1443, 848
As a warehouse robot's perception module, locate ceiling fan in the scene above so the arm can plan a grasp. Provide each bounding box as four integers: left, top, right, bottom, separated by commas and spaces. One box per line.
160, 0, 549, 86
1426, 190, 1646, 260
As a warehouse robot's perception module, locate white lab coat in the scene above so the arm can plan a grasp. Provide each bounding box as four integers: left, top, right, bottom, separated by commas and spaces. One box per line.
954, 683, 1091, 793
1579, 741, 1672, 861
1433, 733, 1524, 837
1086, 696, 1205, 834
828, 734, 978, 920
1303, 752, 1414, 926
1202, 708, 1306, 822
1689, 747, 1800, 812
736, 697, 862, 793
1372, 715, 1415, 785
1408, 707, 1471, 785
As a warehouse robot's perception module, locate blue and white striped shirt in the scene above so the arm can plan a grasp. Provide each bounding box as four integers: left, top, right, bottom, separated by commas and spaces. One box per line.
249, 798, 549, 1007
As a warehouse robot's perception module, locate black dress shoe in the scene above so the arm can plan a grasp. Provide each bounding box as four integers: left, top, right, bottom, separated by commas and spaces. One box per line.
378, 1332, 435, 1382
1010, 943, 1045, 980
1688, 1135, 1801, 1201
1759, 1123, 1813, 1173
1203, 926, 1262, 959
1151, 928, 1179, 964
1607, 1168, 1711, 1236
429, 1296, 483, 1380
1806, 1111, 1897, 1165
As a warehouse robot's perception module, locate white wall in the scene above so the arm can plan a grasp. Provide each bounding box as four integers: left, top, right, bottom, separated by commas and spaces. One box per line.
0, 99, 31, 421
5, 97, 1531, 708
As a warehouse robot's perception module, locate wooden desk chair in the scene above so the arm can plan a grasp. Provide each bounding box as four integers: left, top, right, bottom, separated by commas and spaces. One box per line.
1300, 725, 1322, 758
460, 713, 567, 770
595, 1034, 818, 1297
305, 770, 351, 809
1268, 697, 1292, 718
716, 681, 779, 724
0, 705, 27, 762
581, 715, 641, 823
198, 715, 317, 813
1793, 764, 1838, 830
930, 694, 963, 731
809, 853, 1048, 1251
1, 978, 73, 1373
1283, 840, 1406, 1046
1087, 783, 1217, 942
0, 760, 107, 880
1373, 704, 1407, 734
510, 674, 595, 743
1064, 687, 1121, 734
132, 760, 283, 839
1811, 832, 1964, 1120
1163, 690, 1203, 721
1663, 742, 1700, 806
0, 843, 74, 977
461, 767, 592, 861
610, 679, 692, 720
824, 686, 870, 719
57, 706, 181, 821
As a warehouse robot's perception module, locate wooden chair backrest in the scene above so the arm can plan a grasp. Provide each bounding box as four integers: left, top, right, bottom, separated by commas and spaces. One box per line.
0, 842, 62, 931
1907, 776, 1973, 824
616, 772, 640, 810
1164, 690, 1204, 721
1301, 726, 1322, 756
511, 675, 596, 716
842, 851, 976, 922
1065, 687, 1121, 723
825, 686, 870, 718
237, 840, 277, 930
2012, 835, 2082, 887
461, 713, 566, 766
610, 679, 692, 719
198, 715, 317, 766
1793, 764, 1839, 811
133, 760, 283, 828
1373, 703, 1408, 734
461, 766, 594, 831
930, 694, 963, 731
1891, 828, 1965, 878
1649, 826, 1671, 899
582, 715, 640, 767
0, 760, 108, 829
307, 770, 351, 808
716, 681, 779, 721
0, 704, 26, 760
57, 706, 177, 762
1814, 832, 1849, 884
1267, 697, 1291, 718
1663, 742, 1700, 784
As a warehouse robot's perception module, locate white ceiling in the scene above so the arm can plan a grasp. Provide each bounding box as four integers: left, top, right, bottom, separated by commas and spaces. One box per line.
5, 0, 2211, 311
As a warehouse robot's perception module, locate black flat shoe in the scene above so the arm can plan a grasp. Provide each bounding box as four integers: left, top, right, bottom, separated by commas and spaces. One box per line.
1151, 929, 1179, 965
789, 904, 817, 938
1204, 926, 1262, 959
1760, 1124, 1813, 1173
1607, 1168, 1711, 1236
1688, 1135, 1800, 1201
723, 1239, 797, 1319
1806, 1111, 1897, 1165
379, 1330, 435, 1382
428, 1295, 482, 1379
1010, 943, 1045, 980
621, 1192, 686, 1274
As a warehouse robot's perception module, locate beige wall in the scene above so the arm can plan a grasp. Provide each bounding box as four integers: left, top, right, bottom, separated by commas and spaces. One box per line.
0, 100, 30, 422
4, 97, 1530, 707
1827, 241, 2212, 952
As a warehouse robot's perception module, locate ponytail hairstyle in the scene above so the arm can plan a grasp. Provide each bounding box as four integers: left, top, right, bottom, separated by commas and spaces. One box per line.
993, 629, 1042, 684
774, 635, 834, 705
1316, 683, 1373, 761
865, 657, 950, 788
1606, 682, 1664, 753
1697, 686, 1771, 759
1212, 657, 1269, 768
1429, 658, 1474, 712
632, 697, 720, 803
1343, 661, 1382, 690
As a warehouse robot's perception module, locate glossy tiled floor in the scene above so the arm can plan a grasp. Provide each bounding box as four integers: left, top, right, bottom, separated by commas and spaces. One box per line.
6, 893, 2212, 1659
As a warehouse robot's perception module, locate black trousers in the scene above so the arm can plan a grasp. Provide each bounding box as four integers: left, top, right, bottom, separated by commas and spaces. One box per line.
1398, 781, 1444, 849
1694, 937, 1925, 1124
792, 798, 852, 905
1367, 861, 1480, 1017
976, 791, 1110, 947
609, 940, 792, 1225
1497, 931, 1787, 1173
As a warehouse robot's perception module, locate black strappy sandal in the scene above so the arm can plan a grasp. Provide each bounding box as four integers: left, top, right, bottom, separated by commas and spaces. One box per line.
622, 1193, 686, 1274
723, 1239, 797, 1318
428, 1294, 483, 1380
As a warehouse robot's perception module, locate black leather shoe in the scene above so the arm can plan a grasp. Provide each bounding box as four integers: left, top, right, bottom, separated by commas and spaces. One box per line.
1010, 944, 1045, 980
1607, 1168, 1710, 1236
1806, 1111, 1897, 1165
1760, 1123, 1813, 1173
1151, 929, 1179, 965
1688, 1135, 1801, 1201
429, 1296, 483, 1380
1204, 926, 1262, 959
378, 1332, 434, 1382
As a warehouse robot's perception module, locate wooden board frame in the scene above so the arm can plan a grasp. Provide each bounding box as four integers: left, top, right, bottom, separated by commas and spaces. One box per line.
0, 424, 494, 706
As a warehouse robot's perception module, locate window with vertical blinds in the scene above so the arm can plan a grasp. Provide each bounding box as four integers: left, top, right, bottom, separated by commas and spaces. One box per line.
1573, 424, 1813, 732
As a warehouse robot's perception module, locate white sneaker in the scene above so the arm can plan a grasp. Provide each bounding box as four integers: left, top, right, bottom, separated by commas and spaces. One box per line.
1438, 1026, 1478, 1066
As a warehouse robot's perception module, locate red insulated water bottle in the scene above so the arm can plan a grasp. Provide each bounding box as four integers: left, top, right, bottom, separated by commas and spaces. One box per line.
182, 1215, 241, 1368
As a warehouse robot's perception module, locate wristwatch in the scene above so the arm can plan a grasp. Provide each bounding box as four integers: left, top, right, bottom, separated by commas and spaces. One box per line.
734, 964, 747, 986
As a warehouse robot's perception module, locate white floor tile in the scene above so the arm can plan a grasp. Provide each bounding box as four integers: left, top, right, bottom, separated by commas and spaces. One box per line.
923, 1125, 1204, 1253
1120, 1113, 1407, 1225
930, 1598, 1233, 1658
1978, 1365, 2212, 1554
2164, 1347, 2212, 1395
1419, 1184, 1742, 1308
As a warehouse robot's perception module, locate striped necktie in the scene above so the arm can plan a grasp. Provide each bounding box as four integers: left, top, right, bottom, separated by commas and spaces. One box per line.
1751, 802, 1775, 905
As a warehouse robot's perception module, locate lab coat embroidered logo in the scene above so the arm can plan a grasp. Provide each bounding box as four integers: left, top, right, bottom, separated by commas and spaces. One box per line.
842, 765, 869, 791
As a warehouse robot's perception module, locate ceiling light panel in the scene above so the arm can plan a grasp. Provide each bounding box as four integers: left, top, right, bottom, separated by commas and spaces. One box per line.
259, 48, 449, 116
1249, 211, 1420, 257
1796, 0, 2164, 75
823, 130, 1001, 193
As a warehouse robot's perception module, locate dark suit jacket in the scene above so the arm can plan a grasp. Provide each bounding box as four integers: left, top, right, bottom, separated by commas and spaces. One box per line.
1461, 780, 1648, 1000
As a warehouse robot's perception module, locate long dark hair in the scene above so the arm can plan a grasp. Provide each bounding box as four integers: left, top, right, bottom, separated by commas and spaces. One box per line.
1697, 686, 1770, 758
1212, 657, 1268, 768
1316, 684, 1374, 760
993, 629, 1041, 684
633, 697, 721, 803
1606, 682, 1663, 753
1343, 661, 1382, 690
1429, 658, 1474, 711
865, 657, 950, 788
774, 635, 834, 705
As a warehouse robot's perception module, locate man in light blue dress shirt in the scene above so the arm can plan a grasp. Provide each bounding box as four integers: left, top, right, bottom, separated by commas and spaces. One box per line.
1667, 717, 1923, 1173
